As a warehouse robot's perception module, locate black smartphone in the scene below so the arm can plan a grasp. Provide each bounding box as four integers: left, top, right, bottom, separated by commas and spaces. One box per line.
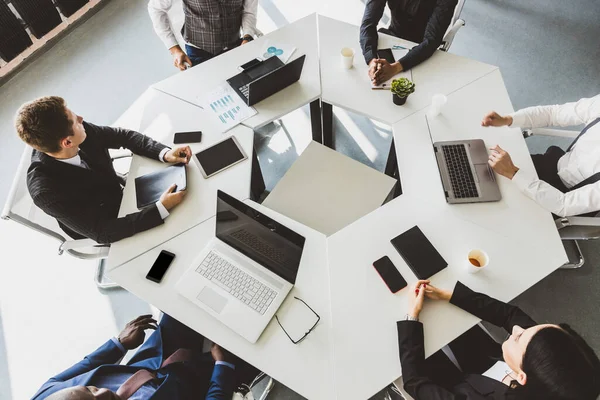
373, 256, 407, 293
173, 131, 202, 144
146, 250, 175, 283
238, 58, 262, 72
377, 48, 395, 64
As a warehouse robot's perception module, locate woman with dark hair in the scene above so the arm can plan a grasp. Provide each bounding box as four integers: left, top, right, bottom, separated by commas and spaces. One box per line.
398, 280, 600, 400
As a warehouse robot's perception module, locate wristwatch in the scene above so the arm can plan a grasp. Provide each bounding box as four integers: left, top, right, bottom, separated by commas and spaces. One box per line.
242, 34, 254, 42
404, 314, 419, 322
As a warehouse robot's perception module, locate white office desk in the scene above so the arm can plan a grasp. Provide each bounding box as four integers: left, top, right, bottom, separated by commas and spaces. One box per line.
394, 69, 561, 245
108, 200, 336, 400
263, 141, 396, 236
103, 16, 568, 400
106, 89, 255, 270
326, 69, 567, 400
152, 14, 321, 130
318, 15, 498, 125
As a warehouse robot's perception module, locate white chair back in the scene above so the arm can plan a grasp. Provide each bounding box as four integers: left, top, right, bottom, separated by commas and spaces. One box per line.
2, 145, 107, 259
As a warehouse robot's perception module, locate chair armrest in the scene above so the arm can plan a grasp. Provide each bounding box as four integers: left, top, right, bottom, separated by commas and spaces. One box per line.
109, 148, 132, 160
59, 238, 109, 259
523, 128, 579, 139
440, 19, 465, 52
555, 216, 600, 240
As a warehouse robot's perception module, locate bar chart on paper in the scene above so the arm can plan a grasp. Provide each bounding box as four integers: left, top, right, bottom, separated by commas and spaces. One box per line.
198, 83, 257, 132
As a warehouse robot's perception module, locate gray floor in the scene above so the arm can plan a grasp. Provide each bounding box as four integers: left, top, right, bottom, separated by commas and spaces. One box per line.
0, 0, 599, 398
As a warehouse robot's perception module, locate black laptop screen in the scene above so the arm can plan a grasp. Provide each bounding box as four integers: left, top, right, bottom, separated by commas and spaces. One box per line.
215, 190, 305, 284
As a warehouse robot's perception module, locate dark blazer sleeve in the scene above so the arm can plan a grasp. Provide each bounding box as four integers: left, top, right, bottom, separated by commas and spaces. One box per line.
398, 0, 457, 71
450, 281, 538, 331
359, 0, 387, 64
84, 121, 169, 161
205, 364, 237, 400
397, 321, 459, 399
31, 340, 125, 399
32, 190, 164, 244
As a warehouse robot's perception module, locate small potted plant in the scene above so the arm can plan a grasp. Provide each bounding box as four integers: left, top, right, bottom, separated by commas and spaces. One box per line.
391, 78, 415, 105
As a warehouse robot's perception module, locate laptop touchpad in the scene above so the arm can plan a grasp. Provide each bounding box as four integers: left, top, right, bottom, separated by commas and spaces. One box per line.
197, 287, 228, 314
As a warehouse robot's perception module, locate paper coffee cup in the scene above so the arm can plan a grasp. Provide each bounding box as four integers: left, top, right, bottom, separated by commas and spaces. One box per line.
341, 47, 354, 69
467, 249, 489, 274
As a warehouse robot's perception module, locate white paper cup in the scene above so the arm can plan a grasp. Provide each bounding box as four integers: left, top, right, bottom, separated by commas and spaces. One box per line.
427, 94, 448, 118
341, 47, 355, 69
467, 249, 489, 274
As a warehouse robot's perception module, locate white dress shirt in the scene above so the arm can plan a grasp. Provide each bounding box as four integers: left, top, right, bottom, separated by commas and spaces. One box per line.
148, 0, 259, 50
509, 95, 600, 217
58, 148, 171, 219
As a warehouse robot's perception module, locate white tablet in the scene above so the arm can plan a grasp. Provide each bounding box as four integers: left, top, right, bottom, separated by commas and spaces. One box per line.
193, 136, 248, 178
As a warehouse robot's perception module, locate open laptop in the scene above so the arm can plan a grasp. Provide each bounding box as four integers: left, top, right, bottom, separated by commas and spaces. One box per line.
433, 139, 502, 204
175, 190, 305, 343
226, 54, 306, 106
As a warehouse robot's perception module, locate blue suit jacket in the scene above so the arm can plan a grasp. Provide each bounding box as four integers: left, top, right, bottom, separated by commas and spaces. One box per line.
31, 326, 235, 400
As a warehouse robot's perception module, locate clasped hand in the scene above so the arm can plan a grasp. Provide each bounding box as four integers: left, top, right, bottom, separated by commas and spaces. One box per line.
407, 280, 452, 319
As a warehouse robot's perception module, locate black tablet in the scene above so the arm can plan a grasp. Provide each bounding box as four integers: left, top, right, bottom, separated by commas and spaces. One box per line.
135, 164, 187, 209
390, 226, 447, 279
194, 136, 248, 178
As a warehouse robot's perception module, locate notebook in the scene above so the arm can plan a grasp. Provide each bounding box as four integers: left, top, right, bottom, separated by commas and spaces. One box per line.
390, 225, 447, 279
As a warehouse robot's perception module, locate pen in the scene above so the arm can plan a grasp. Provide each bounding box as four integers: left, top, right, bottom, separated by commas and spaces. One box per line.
392, 45, 408, 50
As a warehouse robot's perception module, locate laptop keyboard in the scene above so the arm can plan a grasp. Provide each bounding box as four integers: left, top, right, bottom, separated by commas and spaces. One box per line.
239, 84, 250, 99
196, 251, 277, 315
441, 144, 479, 199
230, 229, 288, 266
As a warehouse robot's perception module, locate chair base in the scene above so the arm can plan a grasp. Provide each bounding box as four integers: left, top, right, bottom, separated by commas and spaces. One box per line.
249, 372, 274, 400
559, 239, 584, 269
94, 258, 121, 290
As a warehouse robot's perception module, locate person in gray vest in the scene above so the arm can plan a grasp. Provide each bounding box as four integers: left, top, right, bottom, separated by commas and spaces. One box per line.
482, 94, 600, 217
149, 0, 259, 71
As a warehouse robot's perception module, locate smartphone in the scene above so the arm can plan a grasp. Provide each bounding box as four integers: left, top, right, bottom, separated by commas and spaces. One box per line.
146, 250, 175, 283
373, 256, 407, 293
238, 58, 262, 72
173, 131, 202, 144
377, 48, 395, 64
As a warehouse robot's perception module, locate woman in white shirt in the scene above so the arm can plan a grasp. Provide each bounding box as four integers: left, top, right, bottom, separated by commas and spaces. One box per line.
482, 95, 600, 217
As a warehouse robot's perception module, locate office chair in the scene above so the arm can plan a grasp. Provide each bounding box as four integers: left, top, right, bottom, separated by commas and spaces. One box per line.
1, 145, 132, 290
440, 0, 467, 52
522, 127, 599, 269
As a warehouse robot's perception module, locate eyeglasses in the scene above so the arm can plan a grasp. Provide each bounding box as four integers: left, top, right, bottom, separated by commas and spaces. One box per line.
275, 297, 320, 344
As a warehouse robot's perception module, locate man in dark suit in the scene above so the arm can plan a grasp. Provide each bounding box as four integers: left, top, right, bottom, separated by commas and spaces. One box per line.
360, 0, 458, 86
15, 96, 193, 244
33, 314, 258, 399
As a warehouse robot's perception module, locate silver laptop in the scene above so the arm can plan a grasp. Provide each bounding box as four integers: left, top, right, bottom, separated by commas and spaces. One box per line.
433, 139, 501, 204
176, 190, 305, 343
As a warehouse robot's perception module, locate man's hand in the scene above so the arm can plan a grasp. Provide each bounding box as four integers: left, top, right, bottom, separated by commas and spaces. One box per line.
481, 111, 513, 127
407, 280, 429, 319
241, 40, 250, 45
163, 146, 192, 164
211, 343, 235, 364
170, 45, 192, 71
488, 145, 519, 179
160, 184, 187, 211
423, 283, 452, 301
369, 59, 402, 85
118, 315, 158, 350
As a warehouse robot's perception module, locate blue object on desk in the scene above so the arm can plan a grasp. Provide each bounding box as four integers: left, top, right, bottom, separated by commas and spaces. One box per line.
392, 45, 408, 50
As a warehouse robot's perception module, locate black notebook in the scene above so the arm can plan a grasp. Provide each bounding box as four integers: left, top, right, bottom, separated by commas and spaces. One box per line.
135, 164, 187, 209
390, 226, 447, 279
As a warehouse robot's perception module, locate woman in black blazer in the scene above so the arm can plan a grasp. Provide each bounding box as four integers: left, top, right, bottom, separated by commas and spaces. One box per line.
398, 280, 600, 400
